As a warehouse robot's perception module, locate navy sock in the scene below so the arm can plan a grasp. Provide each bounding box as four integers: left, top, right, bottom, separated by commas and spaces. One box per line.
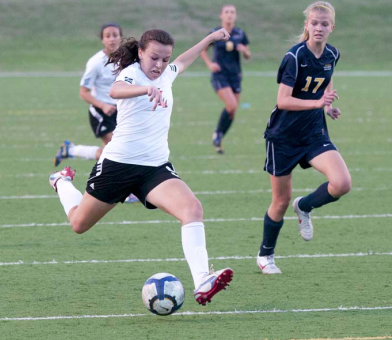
216, 109, 233, 135
298, 182, 339, 213
259, 212, 284, 256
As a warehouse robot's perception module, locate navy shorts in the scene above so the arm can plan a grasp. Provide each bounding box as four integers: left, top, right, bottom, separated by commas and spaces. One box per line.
86, 159, 181, 209
264, 139, 338, 176
211, 72, 242, 93
88, 105, 117, 138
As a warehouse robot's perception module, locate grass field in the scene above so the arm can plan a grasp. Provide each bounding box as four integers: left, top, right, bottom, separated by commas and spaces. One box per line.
1, 0, 392, 71
1, 0, 392, 339
1, 74, 392, 339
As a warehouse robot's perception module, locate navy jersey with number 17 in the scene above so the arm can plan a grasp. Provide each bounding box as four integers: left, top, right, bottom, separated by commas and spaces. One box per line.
264, 41, 340, 146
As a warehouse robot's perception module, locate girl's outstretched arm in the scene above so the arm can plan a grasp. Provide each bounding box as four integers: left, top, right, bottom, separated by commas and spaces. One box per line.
173, 28, 230, 74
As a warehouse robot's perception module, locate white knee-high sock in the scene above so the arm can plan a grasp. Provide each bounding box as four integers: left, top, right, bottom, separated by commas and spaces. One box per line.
181, 222, 209, 289
56, 179, 83, 217
69, 145, 99, 160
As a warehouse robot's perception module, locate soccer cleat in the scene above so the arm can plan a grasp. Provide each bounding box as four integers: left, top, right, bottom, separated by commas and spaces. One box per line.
194, 265, 233, 306
49, 166, 76, 192
293, 197, 313, 241
54, 140, 74, 167
257, 254, 282, 274
124, 193, 140, 203
212, 132, 224, 154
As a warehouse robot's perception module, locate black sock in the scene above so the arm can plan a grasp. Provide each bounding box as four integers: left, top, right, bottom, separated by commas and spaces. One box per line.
259, 212, 284, 256
298, 182, 339, 213
216, 109, 233, 135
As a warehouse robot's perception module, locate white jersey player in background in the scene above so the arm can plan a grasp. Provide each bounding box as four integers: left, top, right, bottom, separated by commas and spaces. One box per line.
53, 23, 138, 203
49, 28, 233, 306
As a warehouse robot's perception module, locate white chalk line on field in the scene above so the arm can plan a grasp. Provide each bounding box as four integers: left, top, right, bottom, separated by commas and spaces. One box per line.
1, 251, 391, 267
2, 150, 392, 163
2, 167, 392, 180
1, 70, 392, 78
1, 305, 391, 322
0, 186, 379, 201
2, 214, 392, 229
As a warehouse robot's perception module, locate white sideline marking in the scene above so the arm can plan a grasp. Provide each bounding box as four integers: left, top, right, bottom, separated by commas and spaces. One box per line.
2, 167, 392, 180
1, 71, 392, 78
0, 252, 391, 267
2, 214, 392, 229
1, 305, 391, 322
0, 187, 372, 200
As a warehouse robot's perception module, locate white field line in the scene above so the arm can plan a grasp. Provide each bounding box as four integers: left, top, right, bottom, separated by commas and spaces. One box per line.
2, 213, 392, 229
2, 150, 392, 163
1, 71, 392, 78
2, 167, 392, 180
0, 186, 375, 201
1, 252, 391, 267
1, 305, 392, 322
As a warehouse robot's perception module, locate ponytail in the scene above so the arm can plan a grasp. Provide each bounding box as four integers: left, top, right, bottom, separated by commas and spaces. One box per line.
106, 29, 174, 74
106, 38, 139, 74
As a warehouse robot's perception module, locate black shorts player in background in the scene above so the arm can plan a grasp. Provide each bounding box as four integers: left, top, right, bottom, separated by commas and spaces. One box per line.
201, 4, 251, 154
257, 1, 351, 274
54, 24, 122, 166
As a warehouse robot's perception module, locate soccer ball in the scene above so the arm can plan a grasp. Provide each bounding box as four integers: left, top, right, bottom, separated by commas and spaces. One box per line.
142, 273, 185, 316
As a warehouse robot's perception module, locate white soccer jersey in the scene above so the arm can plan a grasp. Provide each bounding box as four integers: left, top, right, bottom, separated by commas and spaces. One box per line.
102, 62, 179, 166
80, 50, 117, 105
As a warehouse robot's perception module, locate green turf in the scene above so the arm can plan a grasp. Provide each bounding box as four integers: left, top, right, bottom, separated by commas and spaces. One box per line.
0, 74, 392, 339
1, 0, 392, 338
1, 0, 392, 71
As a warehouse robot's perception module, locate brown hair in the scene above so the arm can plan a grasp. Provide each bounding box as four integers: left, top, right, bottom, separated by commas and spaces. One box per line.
100, 23, 122, 39
106, 29, 175, 74
297, 1, 335, 42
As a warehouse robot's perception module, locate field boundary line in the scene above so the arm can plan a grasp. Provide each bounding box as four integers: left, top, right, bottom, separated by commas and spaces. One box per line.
1, 305, 391, 321
1, 252, 391, 267
1, 71, 392, 78
0, 186, 376, 200
2, 214, 392, 229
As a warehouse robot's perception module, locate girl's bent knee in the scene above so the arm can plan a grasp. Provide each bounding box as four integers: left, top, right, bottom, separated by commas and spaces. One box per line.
70, 219, 90, 234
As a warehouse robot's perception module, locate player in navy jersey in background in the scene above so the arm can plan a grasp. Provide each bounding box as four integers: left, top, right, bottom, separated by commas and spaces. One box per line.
256, 1, 351, 274
201, 4, 251, 154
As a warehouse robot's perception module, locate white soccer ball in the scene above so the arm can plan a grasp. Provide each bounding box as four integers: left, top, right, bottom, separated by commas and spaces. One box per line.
142, 273, 185, 316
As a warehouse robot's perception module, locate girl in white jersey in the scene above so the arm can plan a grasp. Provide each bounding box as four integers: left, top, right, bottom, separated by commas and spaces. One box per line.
49, 28, 233, 306
54, 24, 121, 166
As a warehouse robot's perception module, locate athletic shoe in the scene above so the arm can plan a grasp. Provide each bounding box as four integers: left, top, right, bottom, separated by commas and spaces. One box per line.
194, 265, 233, 306
49, 166, 76, 192
257, 254, 282, 274
293, 197, 313, 241
54, 140, 73, 167
212, 132, 224, 154
124, 194, 140, 203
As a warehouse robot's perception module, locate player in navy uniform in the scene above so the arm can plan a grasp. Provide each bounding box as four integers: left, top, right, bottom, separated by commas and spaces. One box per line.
256, 1, 351, 274
201, 4, 251, 153
49, 28, 233, 305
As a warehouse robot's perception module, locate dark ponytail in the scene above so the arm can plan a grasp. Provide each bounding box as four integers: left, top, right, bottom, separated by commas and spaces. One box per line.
106, 29, 174, 74
106, 38, 139, 74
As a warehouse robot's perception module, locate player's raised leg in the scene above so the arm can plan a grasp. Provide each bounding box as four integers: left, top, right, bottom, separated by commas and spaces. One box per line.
49, 166, 116, 234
